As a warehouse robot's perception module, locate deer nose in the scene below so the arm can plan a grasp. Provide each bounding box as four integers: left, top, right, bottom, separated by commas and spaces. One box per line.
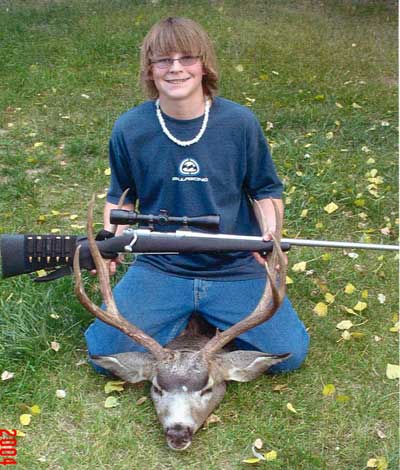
165, 424, 193, 450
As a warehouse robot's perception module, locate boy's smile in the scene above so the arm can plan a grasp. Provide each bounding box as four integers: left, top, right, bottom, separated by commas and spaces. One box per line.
164, 77, 191, 84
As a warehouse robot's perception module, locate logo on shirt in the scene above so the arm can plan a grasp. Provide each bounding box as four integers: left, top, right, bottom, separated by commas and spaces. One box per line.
172, 158, 208, 182
179, 158, 200, 175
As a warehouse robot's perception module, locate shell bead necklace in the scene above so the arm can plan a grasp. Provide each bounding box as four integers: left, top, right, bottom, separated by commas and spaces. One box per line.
155, 97, 210, 147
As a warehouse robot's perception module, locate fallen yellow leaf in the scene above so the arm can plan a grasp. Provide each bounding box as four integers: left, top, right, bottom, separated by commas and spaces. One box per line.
30, 405, 41, 415
344, 307, 358, 315
336, 320, 353, 330
386, 364, 400, 380
292, 261, 307, 273
322, 384, 336, 396
104, 380, 125, 394
7, 429, 25, 437
104, 168, 111, 176
35, 270, 48, 278
325, 292, 335, 304
242, 458, 260, 464
367, 456, 388, 470
286, 402, 298, 413
353, 301, 367, 312
344, 283, 356, 294
336, 395, 350, 403
286, 276, 294, 284
341, 330, 352, 341
389, 322, 400, 333
350, 332, 365, 339
264, 450, 277, 461
20, 414, 32, 426
313, 302, 328, 317
324, 202, 339, 214
361, 289, 369, 299
104, 396, 119, 408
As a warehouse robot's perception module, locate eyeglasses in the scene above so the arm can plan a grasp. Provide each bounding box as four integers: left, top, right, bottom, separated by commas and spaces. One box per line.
150, 55, 200, 69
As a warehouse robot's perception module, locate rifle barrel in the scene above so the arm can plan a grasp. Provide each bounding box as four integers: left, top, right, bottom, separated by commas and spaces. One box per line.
282, 238, 399, 251
129, 230, 399, 252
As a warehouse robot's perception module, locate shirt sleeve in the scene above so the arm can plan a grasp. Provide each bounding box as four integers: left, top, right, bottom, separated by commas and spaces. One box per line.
106, 126, 137, 205
244, 116, 283, 200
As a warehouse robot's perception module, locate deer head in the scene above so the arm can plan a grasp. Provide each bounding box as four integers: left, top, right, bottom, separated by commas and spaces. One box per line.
73, 197, 289, 450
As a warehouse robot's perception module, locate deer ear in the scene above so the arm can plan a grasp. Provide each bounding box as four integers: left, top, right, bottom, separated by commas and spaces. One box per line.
90, 352, 156, 383
219, 351, 291, 382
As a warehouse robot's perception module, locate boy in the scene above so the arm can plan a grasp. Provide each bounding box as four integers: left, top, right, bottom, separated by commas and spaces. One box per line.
85, 17, 309, 372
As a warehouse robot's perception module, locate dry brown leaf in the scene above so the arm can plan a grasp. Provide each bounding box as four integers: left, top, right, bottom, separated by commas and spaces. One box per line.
136, 396, 148, 405
204, 413, 222, 427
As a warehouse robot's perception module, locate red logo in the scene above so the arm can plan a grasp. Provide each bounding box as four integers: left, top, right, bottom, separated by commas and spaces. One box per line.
0, 430, 17, 466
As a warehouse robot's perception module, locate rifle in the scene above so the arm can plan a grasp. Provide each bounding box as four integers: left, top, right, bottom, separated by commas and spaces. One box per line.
1, 208, 398, 282
1, 229, 398, 282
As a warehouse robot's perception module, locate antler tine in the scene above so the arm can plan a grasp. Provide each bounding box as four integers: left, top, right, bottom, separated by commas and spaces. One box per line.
268, 199, 283, 275
73, 195, 171, 361
110, 188, 130, 235
254, 198, 283, 273
201, 199, 286, 359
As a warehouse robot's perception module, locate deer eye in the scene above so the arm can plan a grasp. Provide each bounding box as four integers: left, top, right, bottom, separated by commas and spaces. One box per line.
152, 385, 163, 396
200, 387, 213, 397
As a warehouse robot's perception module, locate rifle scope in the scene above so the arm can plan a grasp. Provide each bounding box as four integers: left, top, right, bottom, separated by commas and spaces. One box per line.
110, 209, 220, 230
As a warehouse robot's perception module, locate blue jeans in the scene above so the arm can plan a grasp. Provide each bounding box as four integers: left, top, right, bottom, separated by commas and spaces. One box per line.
84, 265, 309, 373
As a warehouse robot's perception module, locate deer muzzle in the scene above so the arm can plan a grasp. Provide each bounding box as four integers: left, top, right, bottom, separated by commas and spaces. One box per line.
165, 424, 194, 451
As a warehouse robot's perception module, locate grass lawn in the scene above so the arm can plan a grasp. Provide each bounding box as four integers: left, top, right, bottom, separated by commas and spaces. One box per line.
0, 1, 398, 469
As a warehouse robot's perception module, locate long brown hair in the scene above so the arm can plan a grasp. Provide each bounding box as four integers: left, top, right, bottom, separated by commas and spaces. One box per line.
139, 17, 219, 99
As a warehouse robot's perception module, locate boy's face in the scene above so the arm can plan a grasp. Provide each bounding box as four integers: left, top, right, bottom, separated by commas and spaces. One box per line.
150, 52, 205, 105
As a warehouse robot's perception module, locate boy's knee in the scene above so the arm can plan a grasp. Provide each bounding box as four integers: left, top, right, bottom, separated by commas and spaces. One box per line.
268, 332, 310, 373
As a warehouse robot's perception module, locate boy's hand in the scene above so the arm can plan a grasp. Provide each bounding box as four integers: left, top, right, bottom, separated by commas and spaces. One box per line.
252, 231, 288, 269
90, 225, 122, 276
90, 256, 122, 277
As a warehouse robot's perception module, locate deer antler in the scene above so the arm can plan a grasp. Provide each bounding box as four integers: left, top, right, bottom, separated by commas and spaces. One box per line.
73, 196, 171, 361
109, 187, 130, 235
200, 199, 287, 358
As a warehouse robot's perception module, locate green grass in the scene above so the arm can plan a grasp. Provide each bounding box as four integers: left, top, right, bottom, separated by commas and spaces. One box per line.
0, 1, 398, 469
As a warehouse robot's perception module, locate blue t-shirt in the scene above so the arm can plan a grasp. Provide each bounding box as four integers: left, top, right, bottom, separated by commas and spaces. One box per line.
107, 97, 283, 280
